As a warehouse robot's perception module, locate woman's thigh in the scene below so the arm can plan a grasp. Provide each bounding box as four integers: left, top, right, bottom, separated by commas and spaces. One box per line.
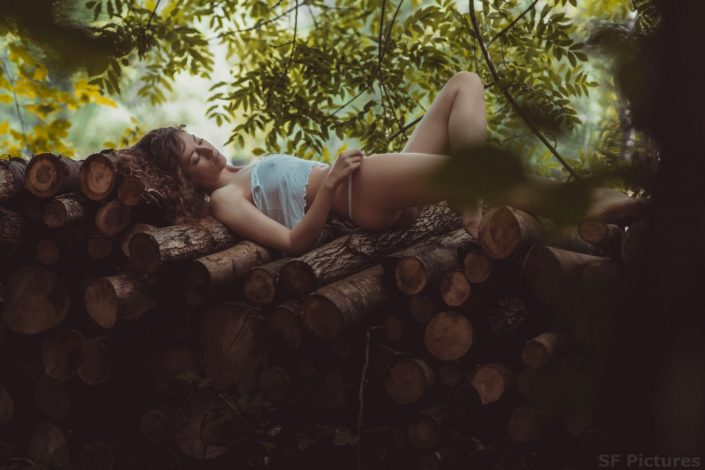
331, 152, 450, 230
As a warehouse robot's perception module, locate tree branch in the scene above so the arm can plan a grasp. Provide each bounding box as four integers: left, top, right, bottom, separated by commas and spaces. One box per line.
487, 0, 539, 48
468, 0, 580, 180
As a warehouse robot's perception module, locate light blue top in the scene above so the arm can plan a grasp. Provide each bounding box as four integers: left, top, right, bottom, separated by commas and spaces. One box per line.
250, 153, 329, 229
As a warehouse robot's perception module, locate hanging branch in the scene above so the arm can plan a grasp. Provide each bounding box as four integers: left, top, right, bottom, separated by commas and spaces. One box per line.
328, 0, 404, 118
486, 0, 539, 47
468, 0, 580, 180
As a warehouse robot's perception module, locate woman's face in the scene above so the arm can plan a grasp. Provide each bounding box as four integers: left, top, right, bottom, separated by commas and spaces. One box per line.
176, 131, 228, 184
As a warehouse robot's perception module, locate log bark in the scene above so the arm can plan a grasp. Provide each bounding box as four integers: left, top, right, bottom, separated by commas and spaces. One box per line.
43, 192, 92, 228
1, 264, 70, 334
0, 206, 26, 257
129, 217, 239, 273
79, 150, 119, 201
279, 202, 463, 297
478, 206, 602, 260
265, 299, 305, 350
393, 228, 476, 295
242, 258, 290, 306
525, 245, 610, 304
0, 157, 27, 202
24, 153, 82, 198
83, 273, 158, 328
578, 220, 623, 260
184, 240, 277, 306
302, 265, 392, 343
198, 301, 269, 392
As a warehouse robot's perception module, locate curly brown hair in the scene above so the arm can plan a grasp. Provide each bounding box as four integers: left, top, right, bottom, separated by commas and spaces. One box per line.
126, 125, 211, 225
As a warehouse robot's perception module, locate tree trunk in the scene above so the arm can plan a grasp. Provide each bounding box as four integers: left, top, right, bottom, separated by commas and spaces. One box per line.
79, 150, 119, 201
83, 273, 158, 328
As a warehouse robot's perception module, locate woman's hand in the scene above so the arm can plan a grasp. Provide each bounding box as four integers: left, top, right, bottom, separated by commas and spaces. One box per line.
324, 149, 365, 189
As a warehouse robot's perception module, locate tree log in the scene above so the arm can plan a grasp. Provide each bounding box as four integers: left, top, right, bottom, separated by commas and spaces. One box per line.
265, 299, 305, 350
0, 206, 26, 257
469, 363, 516, 405
478, 206, 602, 260
302, 265, 392, 343
43, 192, 92, 228
463, 248, 494, 284
242, 257, 290, 306
83, 273, 158, 328
440, 270, 471, 307
184, 240, 277, 306
1, 264, 69, 334
525, 245, 610, 304
119, 223, 157, 257
86, 230, 115, 260
394, 228, 475, 295
408, 290, 444, 324
279, 202, 463, 297
507, 404, 542, 443
24, 153, 82, 198
424, 311, 473, 361
521, 329, 564, 368
95, 198, 132, 237
129, 217, 239, 273
384, 357, 435, 404
79, 150, 119, 201
198, 302, 268, 392
0, 157, 27, 202
408, 405, 448, 450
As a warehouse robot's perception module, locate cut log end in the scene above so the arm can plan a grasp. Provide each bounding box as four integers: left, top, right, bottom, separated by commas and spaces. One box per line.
25, 154, 60, 198
84, 278, 119, 329
280, 260, 317, 297
80, 156, 116, 200
507, 404, 542, 443
463, 249, 493, 283
129, 232, 162, 273
440, 270, 471, 307
303, 294, 344, 343
243, 268, 277, 306
117, 175, 145, 206
395, 256, 429, 295
384, 358, 434, 405
478, 206, 524, 260
424, 311, 473, 361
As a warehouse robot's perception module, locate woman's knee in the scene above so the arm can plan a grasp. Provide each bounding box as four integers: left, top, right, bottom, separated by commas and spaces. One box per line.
451, 71, 484, 89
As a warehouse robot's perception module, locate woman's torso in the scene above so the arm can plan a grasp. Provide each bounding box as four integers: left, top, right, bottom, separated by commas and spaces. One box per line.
227, 154, 331, 218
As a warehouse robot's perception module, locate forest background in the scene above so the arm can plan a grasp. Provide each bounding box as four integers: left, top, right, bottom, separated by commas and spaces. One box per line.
0, 0, 658, 195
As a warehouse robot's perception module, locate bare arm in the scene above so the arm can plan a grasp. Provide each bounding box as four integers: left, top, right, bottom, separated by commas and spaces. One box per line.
288, 176, 337, 255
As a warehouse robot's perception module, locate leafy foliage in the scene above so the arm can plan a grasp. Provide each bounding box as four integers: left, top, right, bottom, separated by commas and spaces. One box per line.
1, 0, 659, 185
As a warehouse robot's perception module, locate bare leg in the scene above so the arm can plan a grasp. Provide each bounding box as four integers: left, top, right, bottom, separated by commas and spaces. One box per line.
398, 71, 487, 236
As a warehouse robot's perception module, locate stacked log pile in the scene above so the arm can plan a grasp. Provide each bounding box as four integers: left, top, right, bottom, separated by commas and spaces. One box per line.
0, 152, 646, 469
